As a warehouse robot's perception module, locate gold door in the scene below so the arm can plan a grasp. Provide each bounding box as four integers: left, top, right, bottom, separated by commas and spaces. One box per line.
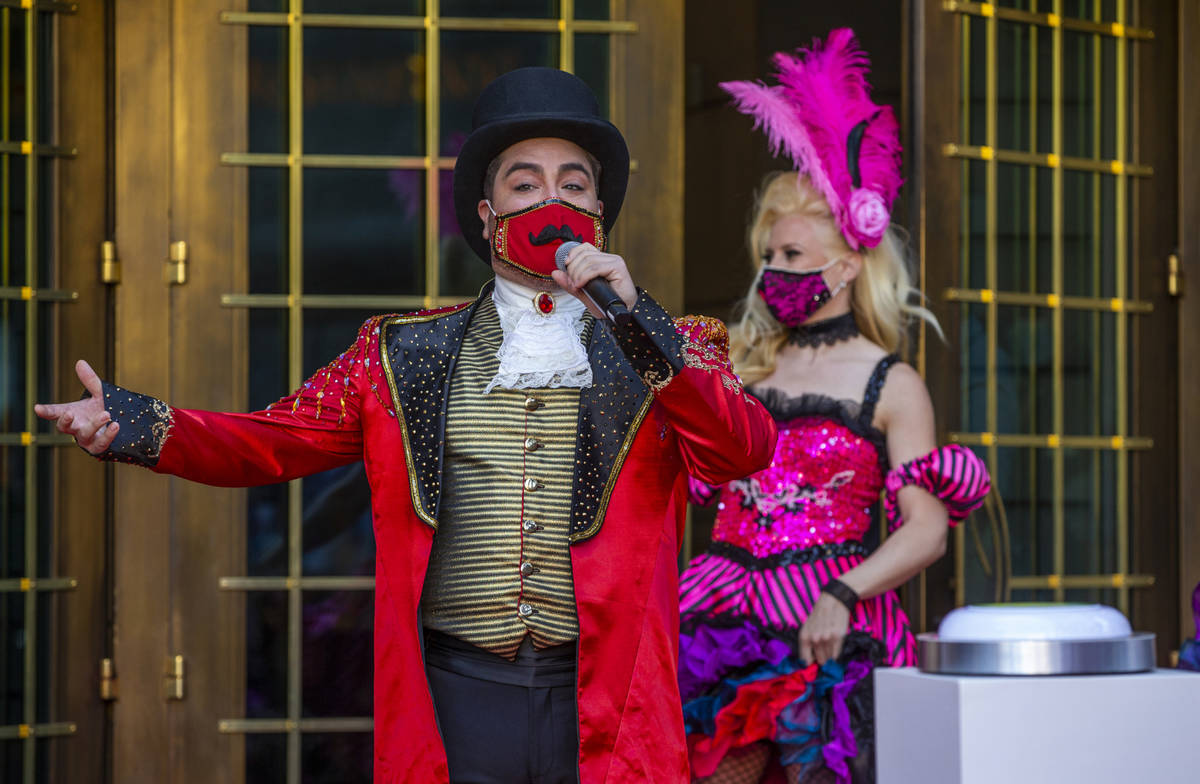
915, 0, 1185, 653
109, 2, 682, 783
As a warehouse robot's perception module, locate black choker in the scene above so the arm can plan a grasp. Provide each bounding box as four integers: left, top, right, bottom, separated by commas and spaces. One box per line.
787, 312, 859, 348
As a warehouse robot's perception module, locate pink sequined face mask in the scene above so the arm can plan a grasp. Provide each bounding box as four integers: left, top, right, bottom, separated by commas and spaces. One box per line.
756, 259, 843, 327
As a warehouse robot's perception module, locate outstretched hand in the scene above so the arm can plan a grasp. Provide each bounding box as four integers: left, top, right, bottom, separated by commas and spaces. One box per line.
34, 360, 118, 455
798, 592, 851, 665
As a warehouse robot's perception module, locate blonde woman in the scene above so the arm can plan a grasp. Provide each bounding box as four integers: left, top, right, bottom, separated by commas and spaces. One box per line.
678, 31, 990, 784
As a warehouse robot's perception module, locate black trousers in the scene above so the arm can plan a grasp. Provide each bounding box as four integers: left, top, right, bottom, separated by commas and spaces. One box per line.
423, 630, 580, 784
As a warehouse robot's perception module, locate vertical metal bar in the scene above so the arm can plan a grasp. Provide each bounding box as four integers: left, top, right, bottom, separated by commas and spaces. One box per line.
1113, 0, 1128, 615
22, 5, 37, 783
909, 0, 923, 382
607, 0, 624, 132
1028, 15, 1039, 578
2, 8, 8, 287
424, 0, 439, 305
1090, 0, 1102, 582
960, 13, 970, 288
905, 0, 925, 629
984, 0, 999, 602
955, 12, 970, 609
0, 10, 8, 762
1051, 0, 1065, 602
287, 2, 303, 781
287, 489, 302, 784
559, 0, 574, 73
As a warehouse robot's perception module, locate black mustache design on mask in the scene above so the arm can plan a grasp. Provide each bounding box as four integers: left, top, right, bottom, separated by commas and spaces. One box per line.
529, 224, 586, 246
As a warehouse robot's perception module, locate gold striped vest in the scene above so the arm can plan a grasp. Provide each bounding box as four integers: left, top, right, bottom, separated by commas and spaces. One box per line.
420, 295, 588, 658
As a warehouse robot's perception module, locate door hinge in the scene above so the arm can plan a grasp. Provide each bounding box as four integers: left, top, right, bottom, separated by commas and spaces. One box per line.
164, 240, 188, 286
1168, 253, 1183, 297
100, 241, 120, 284
164, 655, 185, 701
99, 657, 117, 701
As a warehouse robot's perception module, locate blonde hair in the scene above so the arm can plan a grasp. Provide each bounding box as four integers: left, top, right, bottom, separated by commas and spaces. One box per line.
729, 171, 942, 385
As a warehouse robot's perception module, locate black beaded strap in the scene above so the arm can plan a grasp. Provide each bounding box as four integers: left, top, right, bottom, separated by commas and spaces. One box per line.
821, 578, 860, 613
858, 353, 899, 428
708, 539, 868, 570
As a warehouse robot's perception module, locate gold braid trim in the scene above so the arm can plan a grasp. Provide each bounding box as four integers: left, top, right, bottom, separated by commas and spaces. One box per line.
676, 315, 748, 397
147, 400, 174, 458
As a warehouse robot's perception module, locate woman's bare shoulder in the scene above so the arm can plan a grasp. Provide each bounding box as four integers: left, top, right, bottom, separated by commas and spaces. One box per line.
876, 360, 935, 429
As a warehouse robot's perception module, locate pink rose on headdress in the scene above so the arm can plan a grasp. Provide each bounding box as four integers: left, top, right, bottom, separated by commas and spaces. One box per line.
847, 188, 890, 245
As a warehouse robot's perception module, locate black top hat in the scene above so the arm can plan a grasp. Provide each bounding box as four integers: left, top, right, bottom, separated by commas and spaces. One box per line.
452, 67, 630, 264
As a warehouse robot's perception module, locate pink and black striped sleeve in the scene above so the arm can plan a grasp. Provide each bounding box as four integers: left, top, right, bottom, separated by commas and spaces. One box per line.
883, 444, 991, 532
686, 475, 720, 506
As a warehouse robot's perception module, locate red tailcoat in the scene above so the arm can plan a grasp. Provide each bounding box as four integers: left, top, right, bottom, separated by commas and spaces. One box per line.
133, 292, 776, 782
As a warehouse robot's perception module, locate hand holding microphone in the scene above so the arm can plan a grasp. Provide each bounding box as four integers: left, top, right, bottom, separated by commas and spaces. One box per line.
553, 241, 634, 327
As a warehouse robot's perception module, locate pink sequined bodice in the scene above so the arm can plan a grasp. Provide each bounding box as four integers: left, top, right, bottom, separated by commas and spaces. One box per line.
711, 391, 886, 558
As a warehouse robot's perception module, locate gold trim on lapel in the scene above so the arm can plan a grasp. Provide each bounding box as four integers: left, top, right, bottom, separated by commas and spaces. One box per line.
379, 300, 475, 530
569, 395, 653, 543
567, 324, 654, 543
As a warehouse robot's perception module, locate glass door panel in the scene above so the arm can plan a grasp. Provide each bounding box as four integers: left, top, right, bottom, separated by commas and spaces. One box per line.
944, 0, 1153, 612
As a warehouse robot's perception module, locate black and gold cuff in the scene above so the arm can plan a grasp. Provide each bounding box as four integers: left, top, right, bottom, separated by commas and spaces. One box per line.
608, 290, 684, 393
85, 381, 174, 467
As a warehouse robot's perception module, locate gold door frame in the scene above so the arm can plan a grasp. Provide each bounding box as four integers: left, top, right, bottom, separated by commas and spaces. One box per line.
1181, 0, 1200, 647
916, 0, 1184, 650
0, 0, 80, 754
944, 0, 1155, 610
0, 3, 113, 783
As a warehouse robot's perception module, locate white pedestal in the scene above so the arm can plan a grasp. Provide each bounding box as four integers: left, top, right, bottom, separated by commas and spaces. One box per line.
875, 667, 1200, 784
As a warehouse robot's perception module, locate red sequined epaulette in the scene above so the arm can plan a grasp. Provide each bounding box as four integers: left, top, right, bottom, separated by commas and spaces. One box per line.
264, 314, 395, 427
675, 315, 729, 350
675, 315, 734, 375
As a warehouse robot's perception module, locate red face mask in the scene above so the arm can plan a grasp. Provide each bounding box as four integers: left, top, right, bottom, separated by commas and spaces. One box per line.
488, 198, 607, 279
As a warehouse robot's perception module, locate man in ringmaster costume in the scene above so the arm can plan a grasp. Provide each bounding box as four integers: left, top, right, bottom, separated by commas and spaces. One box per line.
36, 67, 777, 783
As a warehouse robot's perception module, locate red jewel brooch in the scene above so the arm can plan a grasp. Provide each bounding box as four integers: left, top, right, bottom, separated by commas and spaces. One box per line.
533, 291, 556, 315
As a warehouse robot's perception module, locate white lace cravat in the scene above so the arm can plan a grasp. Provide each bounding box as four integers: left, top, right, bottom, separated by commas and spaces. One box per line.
485, 277, 592, 394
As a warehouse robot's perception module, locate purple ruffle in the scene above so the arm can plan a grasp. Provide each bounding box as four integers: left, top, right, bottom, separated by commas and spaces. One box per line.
1180, 640, 1200, 672
1180, 582, 1200, 672
821, 659, 871, 781
678, 621, 793, 702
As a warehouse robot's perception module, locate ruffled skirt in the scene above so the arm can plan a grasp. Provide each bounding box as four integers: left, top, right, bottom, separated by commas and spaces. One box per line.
678, 541, 915, 782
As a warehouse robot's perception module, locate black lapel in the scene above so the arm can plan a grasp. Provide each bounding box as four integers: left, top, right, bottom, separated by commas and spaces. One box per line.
569, 322, 653, 542
379, 288, 489, 529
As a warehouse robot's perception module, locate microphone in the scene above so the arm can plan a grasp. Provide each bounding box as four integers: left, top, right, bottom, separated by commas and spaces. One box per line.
554, 241, 632, 327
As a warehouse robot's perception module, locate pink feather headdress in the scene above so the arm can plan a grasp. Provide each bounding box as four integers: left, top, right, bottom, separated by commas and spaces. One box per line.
720, 28, 902, 250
